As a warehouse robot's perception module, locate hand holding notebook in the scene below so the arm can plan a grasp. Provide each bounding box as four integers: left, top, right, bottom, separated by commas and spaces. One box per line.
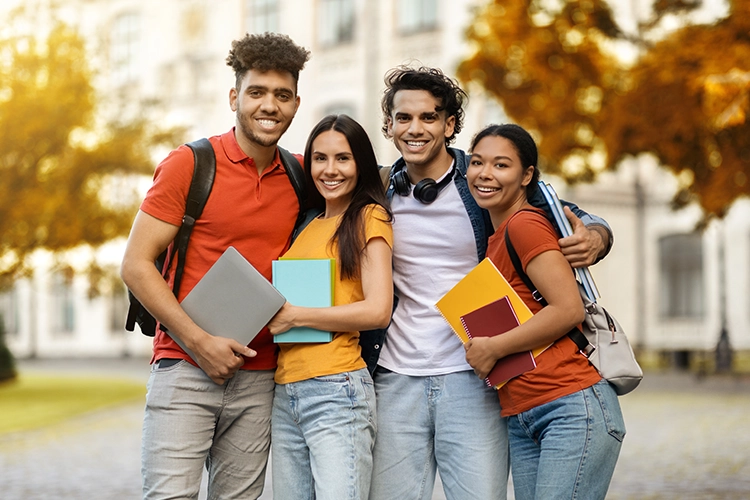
461, 296, 536, 388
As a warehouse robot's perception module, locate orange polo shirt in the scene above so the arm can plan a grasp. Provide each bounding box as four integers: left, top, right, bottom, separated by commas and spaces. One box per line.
140, 129, 300, 370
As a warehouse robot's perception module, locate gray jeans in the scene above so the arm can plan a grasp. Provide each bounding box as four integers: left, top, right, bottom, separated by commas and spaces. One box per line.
141, 360, 275, 500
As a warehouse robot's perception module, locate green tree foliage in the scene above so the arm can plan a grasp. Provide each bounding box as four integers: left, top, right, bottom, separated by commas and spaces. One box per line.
0, 9, 183, 283
459, 0, 750, 217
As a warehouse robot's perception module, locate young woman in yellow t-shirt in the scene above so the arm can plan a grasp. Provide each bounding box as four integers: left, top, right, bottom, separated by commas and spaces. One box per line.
267, 114, 393, 500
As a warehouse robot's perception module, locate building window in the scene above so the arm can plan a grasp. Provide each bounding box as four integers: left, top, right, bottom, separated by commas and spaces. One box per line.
246, 0, 279, 33
50, 272, 75, 334
398, 0, 438, 34
318, 0, 355, 46
659, 233, 704, 318
0, 287, 19, 336
111, 12, 140, 85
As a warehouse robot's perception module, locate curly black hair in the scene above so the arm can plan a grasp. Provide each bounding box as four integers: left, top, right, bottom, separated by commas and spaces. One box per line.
226, 33, 311, 89
381, 66, 467, 145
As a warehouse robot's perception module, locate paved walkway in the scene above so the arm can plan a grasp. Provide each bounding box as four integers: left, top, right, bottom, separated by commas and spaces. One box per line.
2, 358, 749, 499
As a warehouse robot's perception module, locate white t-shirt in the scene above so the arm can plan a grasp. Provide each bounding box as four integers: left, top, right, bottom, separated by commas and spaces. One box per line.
378, 166, 479, 376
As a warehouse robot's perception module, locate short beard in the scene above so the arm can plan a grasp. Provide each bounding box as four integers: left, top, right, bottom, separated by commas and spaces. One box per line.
236, 109, 289, 148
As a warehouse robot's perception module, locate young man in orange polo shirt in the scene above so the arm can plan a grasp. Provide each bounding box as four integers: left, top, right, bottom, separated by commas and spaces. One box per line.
121, 33, 310, 500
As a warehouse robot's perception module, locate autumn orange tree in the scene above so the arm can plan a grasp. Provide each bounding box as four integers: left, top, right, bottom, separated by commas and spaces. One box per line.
459, 0, 750, 216
0, 8, 182, 285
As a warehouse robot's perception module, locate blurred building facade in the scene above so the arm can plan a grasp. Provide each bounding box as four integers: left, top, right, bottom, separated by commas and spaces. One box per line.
2, 0, 749, 369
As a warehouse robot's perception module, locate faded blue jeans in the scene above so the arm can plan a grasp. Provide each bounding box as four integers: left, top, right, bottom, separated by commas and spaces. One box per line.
271, 367, 376, 500
370, 368, 509, 500
508, 380, 626, 500
141, 360, 275, 500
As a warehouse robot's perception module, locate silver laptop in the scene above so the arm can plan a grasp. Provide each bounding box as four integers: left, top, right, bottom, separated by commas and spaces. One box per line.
171, 246, 285, 360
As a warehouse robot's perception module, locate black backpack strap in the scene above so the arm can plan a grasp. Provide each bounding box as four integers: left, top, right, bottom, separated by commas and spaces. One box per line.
503, 213, 589, 352
504, 210, 548, 306
291, 207, 324, 243
171, 138, 216, 296
278, 146, 307, 228
125, 138, 216, 335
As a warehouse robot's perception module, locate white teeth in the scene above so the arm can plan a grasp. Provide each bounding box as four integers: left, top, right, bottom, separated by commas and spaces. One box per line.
257, 119, 277, 128
476, 186, 499, 193
406, 141, 427, 147
322, 180, 343, 186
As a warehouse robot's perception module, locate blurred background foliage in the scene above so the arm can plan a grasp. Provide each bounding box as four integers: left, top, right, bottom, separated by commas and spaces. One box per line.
0, 5, 184, 288
459, 0, 750, 218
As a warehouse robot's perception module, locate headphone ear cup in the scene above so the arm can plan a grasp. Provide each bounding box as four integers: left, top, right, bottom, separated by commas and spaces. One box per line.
413, 178, 439, 204
392, 169, 411, 197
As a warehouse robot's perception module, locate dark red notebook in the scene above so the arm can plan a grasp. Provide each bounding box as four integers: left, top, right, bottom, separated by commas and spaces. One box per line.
460, 296, 536, 388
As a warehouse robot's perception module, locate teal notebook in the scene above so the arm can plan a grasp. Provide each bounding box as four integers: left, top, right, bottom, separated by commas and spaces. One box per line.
272, 258, 335, 343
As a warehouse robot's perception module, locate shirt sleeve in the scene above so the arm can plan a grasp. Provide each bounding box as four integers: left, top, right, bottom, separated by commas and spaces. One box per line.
364, 205, 393, 249
139, 145, 194, 227
507, 210, 560, 272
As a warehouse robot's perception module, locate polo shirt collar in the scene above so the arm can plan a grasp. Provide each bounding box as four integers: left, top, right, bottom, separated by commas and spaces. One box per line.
220, 127, 284, 171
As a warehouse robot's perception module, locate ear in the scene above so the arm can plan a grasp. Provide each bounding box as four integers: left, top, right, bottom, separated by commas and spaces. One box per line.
444, 115, 456, 140
521, 166, 535, 187
294, 94, 301, 114
385, 117, 394, 139
229, 87, 238, 112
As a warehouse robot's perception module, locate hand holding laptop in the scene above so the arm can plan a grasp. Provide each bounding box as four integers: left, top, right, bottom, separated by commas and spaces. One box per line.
173, 246, 286, 365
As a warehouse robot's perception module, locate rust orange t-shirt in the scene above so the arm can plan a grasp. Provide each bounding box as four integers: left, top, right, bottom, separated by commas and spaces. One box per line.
139, 129, 300, 370
487, 208, 601, 417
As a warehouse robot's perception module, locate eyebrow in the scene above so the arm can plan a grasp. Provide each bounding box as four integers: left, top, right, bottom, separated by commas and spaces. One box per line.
246, 84, 294, 94
471, 153, 513, 162
393, 111, 440, 119
312, 150, 352, 156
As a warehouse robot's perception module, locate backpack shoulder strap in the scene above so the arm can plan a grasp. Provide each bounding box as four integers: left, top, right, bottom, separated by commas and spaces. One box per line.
171, 138, 216, 296
504, 221, 547, 307
504, 216, 589, 352
278, 146, 307, 227
291, 207, 324, 243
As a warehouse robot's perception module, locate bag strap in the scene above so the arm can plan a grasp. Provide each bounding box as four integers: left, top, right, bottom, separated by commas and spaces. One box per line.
168, 138, 217, 297
291, 207, 324, 243
278, 146, 308, 229
503, 212, 589, 353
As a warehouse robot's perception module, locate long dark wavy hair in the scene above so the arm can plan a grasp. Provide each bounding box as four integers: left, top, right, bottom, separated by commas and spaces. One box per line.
304, 114, 393, 280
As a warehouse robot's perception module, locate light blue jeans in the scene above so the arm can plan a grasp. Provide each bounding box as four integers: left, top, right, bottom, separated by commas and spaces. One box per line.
271, 367, 376, 500
370, 369, 509, 500
508, 380, 625, 500
141, 360, 275, 500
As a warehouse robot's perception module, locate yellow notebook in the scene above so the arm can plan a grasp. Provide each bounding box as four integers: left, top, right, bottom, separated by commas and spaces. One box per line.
436, 258, 533, 343
436, 258, 548, 388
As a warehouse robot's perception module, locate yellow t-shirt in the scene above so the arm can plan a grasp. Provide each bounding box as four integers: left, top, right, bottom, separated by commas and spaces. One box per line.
274, 205, 393, 384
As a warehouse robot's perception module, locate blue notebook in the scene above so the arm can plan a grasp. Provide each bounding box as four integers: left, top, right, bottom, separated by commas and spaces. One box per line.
272, 258, 335, 343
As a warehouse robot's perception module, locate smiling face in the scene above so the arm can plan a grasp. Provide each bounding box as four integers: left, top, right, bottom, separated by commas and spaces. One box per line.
229, 69, 300, 154
310, 129, 358, 217
467, 135, 535, 226
386, 89, 455, 180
